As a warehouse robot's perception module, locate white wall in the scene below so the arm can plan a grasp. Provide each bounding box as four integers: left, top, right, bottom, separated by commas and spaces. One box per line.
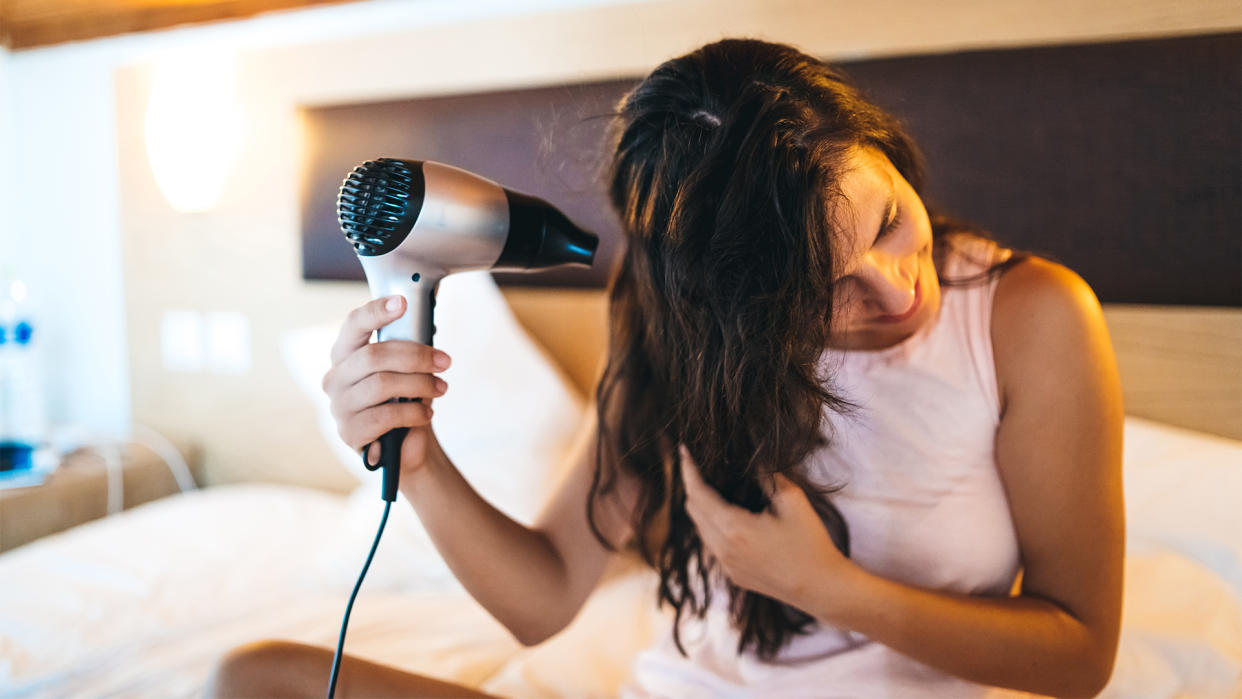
0, 47, 13, 266
8, 44, 131, 440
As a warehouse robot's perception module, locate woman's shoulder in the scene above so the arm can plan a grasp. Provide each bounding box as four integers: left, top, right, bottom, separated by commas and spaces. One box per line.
933, 224, 1098, 321
989, 254, 1110, 412
992, 255, 1101, 331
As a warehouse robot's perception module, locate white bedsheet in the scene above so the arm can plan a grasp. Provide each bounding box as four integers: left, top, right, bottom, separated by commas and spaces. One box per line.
1, 417, 1239, 698
0, 483, 666, 698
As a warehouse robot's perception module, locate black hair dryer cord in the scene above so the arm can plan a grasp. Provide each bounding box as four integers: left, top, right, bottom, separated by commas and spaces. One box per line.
326, 499, 392, 698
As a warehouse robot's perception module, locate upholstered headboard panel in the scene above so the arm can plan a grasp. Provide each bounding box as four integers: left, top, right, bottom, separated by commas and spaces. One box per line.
300, 31, 1240, 305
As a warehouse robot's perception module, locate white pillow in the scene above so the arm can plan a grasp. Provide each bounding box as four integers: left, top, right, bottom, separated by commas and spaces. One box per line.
280, 270, 587, 590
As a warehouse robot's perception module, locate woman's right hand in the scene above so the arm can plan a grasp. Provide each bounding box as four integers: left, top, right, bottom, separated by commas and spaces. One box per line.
320, 294, 452, 477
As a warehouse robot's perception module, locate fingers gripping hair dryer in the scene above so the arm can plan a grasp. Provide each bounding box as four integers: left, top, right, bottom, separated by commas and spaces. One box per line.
337, 158, 598, 502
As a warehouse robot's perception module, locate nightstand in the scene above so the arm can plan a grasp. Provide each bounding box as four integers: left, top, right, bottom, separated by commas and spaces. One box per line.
0, 440, 203, 553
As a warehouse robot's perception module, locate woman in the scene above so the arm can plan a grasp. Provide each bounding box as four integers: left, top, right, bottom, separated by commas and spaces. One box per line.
209, 38, 1124, 697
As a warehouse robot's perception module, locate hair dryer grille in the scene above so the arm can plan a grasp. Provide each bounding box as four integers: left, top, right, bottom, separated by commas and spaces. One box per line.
337, 158, 426, 256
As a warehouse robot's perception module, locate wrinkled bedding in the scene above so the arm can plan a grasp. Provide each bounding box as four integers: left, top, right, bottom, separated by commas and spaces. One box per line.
1, 417, 1239, 698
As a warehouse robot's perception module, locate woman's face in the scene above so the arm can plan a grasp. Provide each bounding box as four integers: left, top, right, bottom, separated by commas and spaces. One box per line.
825, 146, 941, 351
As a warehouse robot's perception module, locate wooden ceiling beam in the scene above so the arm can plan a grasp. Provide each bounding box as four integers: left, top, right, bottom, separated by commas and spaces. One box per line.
0, 0, 370, 50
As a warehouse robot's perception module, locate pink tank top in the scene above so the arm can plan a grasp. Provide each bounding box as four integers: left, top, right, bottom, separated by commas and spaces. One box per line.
624, 234, 1034, 698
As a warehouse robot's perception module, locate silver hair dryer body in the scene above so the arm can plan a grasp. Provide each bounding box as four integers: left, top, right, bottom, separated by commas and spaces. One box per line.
337, 158, 597, 501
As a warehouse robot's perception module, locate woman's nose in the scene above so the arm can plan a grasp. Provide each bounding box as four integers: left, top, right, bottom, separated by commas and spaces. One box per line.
862, 254, 917, 315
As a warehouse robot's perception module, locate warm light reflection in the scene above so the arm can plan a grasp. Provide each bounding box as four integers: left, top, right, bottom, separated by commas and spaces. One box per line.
144, 53, 243, 213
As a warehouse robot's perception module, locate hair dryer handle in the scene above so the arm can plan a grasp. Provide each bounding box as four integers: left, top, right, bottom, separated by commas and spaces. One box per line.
364, 279, 440, 502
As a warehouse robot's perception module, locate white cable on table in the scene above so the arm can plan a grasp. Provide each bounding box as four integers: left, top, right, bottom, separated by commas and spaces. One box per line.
48, 422, 198, 515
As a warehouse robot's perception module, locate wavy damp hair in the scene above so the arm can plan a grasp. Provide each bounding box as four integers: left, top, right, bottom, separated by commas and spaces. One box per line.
585, 38, 1025, 661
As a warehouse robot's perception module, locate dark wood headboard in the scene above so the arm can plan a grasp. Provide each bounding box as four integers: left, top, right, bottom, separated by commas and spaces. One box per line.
300, 31, 1240, 306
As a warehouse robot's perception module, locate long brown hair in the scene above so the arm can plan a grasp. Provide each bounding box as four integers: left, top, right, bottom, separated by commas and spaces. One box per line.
587, 38, 1016, 660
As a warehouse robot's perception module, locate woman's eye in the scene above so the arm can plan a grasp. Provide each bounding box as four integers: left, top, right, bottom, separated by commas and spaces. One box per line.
876, 206, 903, 242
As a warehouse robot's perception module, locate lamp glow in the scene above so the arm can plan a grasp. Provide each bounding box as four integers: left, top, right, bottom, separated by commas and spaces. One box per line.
144, 55, 242, 213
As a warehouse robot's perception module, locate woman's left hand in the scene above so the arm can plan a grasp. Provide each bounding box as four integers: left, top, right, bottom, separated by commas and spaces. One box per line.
679, 444, 857, 610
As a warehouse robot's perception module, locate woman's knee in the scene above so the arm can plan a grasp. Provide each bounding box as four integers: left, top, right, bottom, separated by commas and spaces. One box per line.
207, 639, 328, 698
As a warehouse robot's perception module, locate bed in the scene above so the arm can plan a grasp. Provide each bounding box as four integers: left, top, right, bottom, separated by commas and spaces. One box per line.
5, 31, 1241, 698
1, 265, 1240, 698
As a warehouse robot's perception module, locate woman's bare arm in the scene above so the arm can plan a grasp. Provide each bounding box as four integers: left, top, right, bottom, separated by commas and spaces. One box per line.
403, 406, 638, 646
323, 296, 637, 646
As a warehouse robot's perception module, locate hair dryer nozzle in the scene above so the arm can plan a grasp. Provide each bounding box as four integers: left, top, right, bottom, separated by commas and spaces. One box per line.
539, 205, 599, 266
338, 158, 425, 256
496, 191, 599, 270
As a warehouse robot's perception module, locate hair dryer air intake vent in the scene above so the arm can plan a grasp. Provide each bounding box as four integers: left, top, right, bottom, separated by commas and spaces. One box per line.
337, 158, 426, 256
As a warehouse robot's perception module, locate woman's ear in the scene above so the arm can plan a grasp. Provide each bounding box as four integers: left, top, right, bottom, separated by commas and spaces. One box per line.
765, 471, 799, 505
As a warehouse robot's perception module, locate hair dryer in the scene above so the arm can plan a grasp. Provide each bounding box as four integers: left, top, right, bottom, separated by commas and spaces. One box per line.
336, 158, 598, 502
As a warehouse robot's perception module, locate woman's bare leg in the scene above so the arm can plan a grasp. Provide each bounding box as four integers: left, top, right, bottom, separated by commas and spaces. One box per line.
205, 639, 499, 698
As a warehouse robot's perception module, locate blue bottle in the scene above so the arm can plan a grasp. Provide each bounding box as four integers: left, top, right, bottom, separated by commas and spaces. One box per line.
0, 276, 45, 477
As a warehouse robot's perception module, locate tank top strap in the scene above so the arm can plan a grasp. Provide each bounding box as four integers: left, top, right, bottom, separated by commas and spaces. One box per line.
939, 232, 1015, 423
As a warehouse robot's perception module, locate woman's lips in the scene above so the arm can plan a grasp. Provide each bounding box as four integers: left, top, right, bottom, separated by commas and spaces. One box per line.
874, 278, 922, 324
